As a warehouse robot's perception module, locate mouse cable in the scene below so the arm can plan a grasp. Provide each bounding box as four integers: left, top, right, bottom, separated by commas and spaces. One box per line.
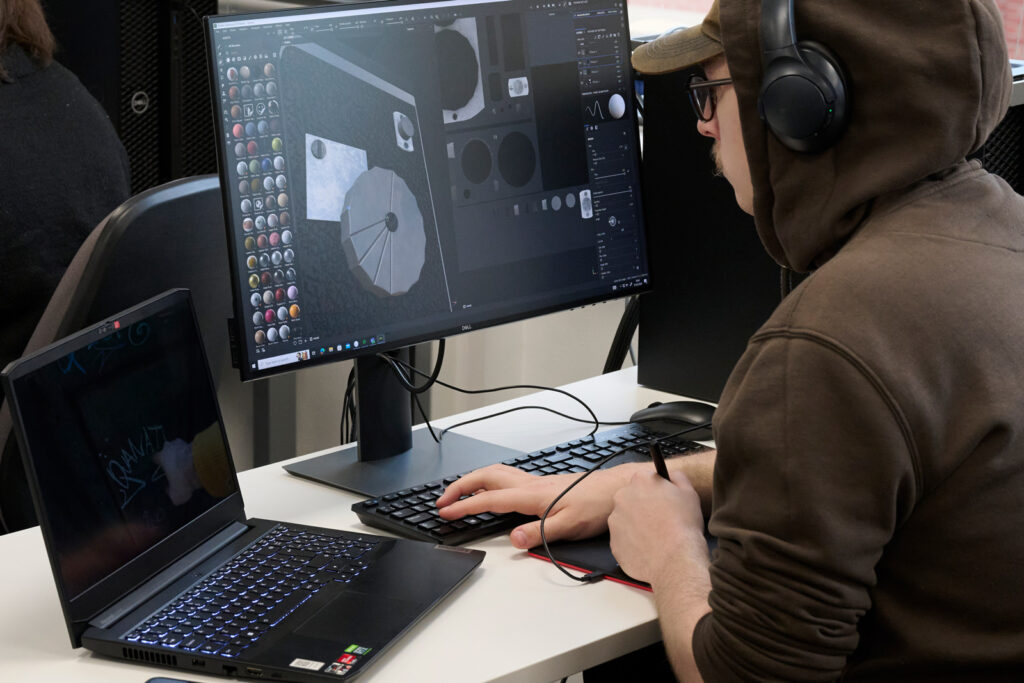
438, 406, 631, 441
407, 398, 617, 447
538, 421, 713, 584
379, 352, 604, 441
388, 361, 602, 444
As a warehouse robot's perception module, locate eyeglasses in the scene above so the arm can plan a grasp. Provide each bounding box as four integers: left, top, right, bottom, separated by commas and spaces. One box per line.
687, 74, 734, 122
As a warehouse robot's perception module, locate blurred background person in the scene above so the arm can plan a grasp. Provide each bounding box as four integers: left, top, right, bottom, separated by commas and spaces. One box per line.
1, 0, 131, 531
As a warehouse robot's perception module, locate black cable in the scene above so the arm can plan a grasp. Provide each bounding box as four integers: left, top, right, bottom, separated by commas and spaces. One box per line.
411, 391, 439, 444
376, 340, 445, 394
341, 342, 441, 443
538, 421, 713, 584
340, 366, 356, 443
439, 405, 631, 439
380, 351, 602, 437
384, 353, 628, 445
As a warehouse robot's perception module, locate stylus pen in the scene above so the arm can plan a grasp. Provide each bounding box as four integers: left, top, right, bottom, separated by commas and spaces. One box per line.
649, 441, 670, 480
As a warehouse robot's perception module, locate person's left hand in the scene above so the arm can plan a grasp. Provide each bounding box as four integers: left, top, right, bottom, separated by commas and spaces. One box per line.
608, 469, 708, 585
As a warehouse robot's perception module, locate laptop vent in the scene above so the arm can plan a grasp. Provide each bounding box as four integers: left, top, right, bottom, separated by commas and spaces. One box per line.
121, 647, 178, 667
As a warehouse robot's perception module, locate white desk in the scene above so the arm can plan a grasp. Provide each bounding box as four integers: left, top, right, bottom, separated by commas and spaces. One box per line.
0, 367, 695, 682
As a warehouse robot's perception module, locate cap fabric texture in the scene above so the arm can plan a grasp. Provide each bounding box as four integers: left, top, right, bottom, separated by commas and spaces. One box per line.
631, 0, 722, 74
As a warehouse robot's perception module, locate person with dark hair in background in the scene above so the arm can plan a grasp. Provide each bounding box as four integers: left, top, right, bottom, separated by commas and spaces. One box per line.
0, 0, 131, 375
437, 0, 1024, 679
0, 0, 131, 531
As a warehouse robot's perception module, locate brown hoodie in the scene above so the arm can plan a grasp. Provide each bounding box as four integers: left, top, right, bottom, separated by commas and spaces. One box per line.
693, 1, 1024, 680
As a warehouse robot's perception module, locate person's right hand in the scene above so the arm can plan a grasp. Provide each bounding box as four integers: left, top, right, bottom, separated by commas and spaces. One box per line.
434, 462, 644, 549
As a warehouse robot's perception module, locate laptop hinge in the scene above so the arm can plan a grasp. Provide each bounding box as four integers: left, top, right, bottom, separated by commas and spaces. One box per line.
89, 520, 250, 630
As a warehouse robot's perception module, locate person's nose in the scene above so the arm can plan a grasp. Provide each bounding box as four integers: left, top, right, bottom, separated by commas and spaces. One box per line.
696, 117, 716, 139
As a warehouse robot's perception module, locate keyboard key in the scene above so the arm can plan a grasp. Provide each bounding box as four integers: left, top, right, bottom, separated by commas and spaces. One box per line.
350, 424, 704, 545
404, 512, 432, 525
126, 526, 379, 655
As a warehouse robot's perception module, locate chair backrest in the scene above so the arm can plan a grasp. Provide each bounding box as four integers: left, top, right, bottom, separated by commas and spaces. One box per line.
0, 174, 249, 533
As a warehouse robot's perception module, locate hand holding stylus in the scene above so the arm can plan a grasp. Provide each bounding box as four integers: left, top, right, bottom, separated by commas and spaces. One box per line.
649, 441, 670, 480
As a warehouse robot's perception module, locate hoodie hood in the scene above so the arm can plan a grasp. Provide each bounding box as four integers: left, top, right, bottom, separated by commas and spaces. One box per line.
719, 0, 1011, 272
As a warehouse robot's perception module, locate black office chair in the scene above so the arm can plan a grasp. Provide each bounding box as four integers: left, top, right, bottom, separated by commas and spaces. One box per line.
0, 174, 247, 533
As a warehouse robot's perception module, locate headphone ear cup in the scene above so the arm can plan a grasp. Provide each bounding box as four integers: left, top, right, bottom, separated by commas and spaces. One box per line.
759, 40, 849, 153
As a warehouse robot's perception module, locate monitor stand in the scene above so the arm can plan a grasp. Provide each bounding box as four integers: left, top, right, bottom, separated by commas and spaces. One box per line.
284, 348, 520, 498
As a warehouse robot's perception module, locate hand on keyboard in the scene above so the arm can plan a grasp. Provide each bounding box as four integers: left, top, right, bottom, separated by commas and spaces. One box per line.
435, 462, 646, 549
351, 424, 705, 546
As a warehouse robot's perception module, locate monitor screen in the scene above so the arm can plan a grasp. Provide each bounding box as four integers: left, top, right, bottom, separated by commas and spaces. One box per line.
207, 0, 649, 380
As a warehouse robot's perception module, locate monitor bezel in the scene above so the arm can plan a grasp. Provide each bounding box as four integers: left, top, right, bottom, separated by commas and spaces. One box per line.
205, 0, 651, 382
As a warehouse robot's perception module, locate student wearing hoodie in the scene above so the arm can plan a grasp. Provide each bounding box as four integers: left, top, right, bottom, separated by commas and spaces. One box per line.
437, 0, 1024, 679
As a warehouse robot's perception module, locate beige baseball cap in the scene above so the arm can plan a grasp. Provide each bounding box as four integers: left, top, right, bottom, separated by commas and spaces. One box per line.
631, 0, 723, 75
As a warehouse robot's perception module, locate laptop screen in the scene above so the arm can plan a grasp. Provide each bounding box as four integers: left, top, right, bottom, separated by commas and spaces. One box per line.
8, 294, 239, 600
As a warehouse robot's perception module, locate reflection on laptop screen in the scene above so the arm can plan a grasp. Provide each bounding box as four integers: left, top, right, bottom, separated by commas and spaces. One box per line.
10, 299, 238, 599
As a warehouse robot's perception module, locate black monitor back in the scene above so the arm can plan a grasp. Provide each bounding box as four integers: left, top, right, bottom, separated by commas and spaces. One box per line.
637, 68, 781, 403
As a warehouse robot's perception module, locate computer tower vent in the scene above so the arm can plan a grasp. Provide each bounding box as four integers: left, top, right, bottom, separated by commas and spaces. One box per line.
177, 0, 219, 179
121, 646, 179, 666
118, 0, 162, 193
980, 104, 1024, 193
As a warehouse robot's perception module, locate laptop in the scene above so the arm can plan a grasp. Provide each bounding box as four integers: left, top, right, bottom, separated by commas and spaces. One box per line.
0, 289, 484, 681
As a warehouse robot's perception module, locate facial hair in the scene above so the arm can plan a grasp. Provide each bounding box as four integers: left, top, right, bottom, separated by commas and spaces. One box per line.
710, 141, 724, 177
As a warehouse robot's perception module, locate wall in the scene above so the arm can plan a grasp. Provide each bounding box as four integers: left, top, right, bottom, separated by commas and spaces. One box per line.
997, 0, 1024, 58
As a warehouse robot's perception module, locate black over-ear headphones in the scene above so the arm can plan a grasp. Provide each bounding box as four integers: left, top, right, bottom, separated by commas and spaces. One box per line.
758, 0, 849, 153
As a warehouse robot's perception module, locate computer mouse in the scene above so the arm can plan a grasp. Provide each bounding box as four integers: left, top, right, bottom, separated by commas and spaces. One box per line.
629, 400, 715, 441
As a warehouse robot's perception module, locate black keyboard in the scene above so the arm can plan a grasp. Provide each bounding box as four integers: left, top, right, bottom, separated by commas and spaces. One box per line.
351, 423, 703, 545
125, 525, 378, 658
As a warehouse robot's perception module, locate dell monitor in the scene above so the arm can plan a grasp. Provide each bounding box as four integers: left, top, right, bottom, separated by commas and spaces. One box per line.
206, 0, 649, 496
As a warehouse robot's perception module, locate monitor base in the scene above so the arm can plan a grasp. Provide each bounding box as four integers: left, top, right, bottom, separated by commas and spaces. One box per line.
283, 430, 520, 498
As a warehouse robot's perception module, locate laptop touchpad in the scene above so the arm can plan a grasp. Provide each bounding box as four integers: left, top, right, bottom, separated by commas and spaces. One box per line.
296, 591, 424, 641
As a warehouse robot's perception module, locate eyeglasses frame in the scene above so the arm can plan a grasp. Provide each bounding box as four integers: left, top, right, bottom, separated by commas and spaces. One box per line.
687, 75, 734, 122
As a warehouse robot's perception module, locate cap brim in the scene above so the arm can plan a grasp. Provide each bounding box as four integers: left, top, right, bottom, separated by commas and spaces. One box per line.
631, 25, 723, 75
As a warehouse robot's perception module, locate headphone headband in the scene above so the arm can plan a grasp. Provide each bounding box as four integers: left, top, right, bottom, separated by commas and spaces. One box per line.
761, 0, 798, 56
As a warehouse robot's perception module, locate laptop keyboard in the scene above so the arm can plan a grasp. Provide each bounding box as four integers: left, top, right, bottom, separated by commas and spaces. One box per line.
352, 423, 703, 545
124, 525, 378, 657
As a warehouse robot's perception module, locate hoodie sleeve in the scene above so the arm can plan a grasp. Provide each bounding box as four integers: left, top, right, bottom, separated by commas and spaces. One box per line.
692, 331, 918, 681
